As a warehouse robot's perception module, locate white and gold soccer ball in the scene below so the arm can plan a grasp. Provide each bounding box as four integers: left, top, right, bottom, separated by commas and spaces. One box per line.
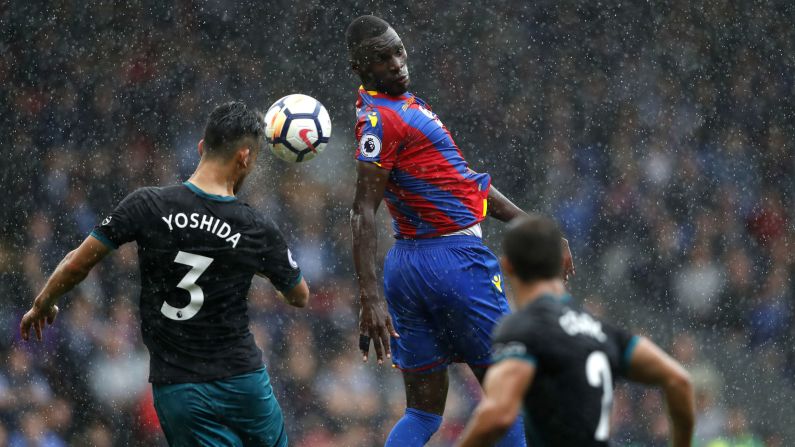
264, 94, 331, 163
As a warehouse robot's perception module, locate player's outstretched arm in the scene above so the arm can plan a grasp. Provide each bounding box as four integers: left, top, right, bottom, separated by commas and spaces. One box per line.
486, 184, 526, 223
350, 161, 399, 364
628, 337, 695, 447
20, 236, 111, 341
487, 185, 575, 279
456, 359, 535, 447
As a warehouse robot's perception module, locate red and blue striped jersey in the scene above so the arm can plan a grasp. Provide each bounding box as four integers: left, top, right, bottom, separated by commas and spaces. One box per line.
354, 87, 491, 238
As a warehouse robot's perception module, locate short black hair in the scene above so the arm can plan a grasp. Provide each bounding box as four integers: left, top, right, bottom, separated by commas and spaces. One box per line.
203, 101, 264, 159
346, 15, 390, 56
502, 214, 563, 282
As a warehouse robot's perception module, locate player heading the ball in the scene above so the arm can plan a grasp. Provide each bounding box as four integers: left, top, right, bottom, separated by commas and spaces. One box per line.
20, 101, 309, 447
346, 15, 574, 447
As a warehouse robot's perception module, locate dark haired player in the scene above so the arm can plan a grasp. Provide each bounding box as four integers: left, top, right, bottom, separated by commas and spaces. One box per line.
346, 15, 574, 446
457, 215, 695, 447
20, 102, 308, 447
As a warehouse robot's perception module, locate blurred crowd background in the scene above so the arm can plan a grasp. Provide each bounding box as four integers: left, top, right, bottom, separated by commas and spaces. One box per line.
1, 1, 793, 446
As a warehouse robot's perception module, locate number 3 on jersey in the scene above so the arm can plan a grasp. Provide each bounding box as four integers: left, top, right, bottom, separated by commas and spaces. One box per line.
586, 350, 613, 441
161, 251, 213, 321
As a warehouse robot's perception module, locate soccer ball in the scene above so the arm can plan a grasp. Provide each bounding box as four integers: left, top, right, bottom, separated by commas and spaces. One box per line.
264, 94, 331, 163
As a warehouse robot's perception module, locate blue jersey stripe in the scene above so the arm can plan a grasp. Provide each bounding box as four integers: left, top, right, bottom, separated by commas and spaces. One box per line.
382, 189, 438, 236
400, 109, 471, 178
390, 168, 477, 224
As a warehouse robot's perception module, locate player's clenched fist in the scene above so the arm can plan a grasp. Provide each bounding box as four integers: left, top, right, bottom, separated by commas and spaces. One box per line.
20, 304, 59, 341
358, 295, 399, 365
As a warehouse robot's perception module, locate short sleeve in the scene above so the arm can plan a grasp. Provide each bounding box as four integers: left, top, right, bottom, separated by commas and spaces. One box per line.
354, 106, 402, 170
258, 220, 303, 293
90, 189, 148, 249
603, 321, 639, 377
491, 314, 539, 366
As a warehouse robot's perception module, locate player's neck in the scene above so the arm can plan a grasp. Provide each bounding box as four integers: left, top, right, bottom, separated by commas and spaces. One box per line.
513, 279, 566, 308
362, 80, 407, 97
188, 159, 238, 197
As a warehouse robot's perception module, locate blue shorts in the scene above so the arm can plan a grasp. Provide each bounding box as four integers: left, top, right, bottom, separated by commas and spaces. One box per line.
152, 367, 287, 447
383, 235, 511, 373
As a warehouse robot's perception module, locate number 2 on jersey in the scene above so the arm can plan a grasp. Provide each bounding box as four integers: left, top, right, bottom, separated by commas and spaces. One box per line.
161, 251, 213, 321
586, 350, 613, 441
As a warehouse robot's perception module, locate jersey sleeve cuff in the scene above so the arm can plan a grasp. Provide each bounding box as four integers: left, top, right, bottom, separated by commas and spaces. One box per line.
493, 352, 537, 366
622, 335, 641, 372
90, 230, 118, 250
277, 272, 303, 294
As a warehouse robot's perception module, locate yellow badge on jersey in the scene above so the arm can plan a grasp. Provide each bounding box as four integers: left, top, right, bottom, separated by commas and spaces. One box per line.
492, 274, 503, 293
368, 112, 378, 128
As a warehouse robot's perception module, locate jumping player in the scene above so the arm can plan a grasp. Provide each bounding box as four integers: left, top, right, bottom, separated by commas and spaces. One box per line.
20, 102, 309, 447
346, 16, 574, 446
457, 215, 695, 447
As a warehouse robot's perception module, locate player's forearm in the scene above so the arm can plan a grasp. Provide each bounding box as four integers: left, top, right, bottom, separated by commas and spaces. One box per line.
32, 250, 90, 310
457, 401, 513, 447
350, 207, 380, 298
487, 185, 526, 222
664, 373, 695, 447
628, 338, 696, 446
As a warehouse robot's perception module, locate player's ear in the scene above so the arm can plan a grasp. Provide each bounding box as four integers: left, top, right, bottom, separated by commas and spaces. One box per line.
198, 139, 205, 158
350, 59, 361, 76
238, 147, 251, 169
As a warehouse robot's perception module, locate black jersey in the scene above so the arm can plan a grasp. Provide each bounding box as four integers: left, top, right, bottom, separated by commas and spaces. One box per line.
91, 182, 302, 384
492, 294, 638, 447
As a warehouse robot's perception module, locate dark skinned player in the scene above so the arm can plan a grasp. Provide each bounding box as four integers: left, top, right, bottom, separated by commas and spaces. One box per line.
346, 16, 574, 446
457, 215, 695, 447
20, 102, 310, 447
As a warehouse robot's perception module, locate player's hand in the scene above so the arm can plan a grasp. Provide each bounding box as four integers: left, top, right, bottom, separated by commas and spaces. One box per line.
358, 294, 399, 365
19, 303, 59, 342
562, 237, 575, 282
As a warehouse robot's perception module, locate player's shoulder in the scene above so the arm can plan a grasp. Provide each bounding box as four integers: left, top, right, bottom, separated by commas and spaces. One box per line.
493, 302, 543, 342
494, 295, 571, 340
120, 184, 170, 203
356, 90, 415, 121
355, 102, 409, 154
235, 203, 282, 233
491, 304, 546, 364
356, 102, 405, 127
135, 183, 185, 195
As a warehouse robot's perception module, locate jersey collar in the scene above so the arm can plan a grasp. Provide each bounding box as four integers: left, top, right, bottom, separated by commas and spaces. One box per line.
525, 292, 573, 310
358, 85, 412, 101
183, 181, 237, 202
539, 292, 572, 303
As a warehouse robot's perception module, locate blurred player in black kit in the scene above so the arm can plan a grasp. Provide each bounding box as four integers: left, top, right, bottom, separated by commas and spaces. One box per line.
457, 215, 695, 447
20, 101, 308, 447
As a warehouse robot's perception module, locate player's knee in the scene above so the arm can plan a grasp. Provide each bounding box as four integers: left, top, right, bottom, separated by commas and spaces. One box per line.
404, 372, 449, 415
405, 407, 443, 433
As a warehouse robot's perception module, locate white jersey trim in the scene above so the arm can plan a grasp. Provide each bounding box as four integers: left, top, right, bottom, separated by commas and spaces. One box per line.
441, 223, 482, 239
